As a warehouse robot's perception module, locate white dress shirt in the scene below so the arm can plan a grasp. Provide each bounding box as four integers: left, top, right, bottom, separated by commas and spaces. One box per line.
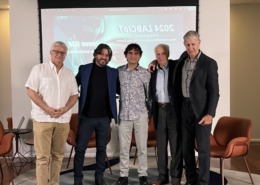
25, 61, 78, 123
156, 63, 170, 103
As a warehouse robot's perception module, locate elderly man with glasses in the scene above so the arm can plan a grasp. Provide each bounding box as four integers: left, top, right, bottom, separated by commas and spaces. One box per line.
25, 41, 78, 185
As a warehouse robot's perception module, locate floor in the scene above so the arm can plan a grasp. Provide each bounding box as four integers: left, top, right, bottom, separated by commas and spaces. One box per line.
1, 142, 259, 185
12, 164, 260, 185
230, 142, 260, 174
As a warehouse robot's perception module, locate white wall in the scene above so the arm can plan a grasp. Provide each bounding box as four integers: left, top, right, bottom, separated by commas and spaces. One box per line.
199, 0, 230, 123
9, 0, 40, 155
0, 9, 12, 125
9, 0, 39, 127
8, 0, 230, 156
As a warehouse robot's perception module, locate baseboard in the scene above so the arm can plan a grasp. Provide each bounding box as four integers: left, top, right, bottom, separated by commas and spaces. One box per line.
251, 138, 260, 143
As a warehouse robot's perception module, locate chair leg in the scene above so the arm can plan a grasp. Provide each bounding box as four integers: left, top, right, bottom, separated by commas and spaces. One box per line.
220, 158, 225, 185
196, 156, 199, 168
129, 145, 133, 161
106, 154, 112, 175
154, 147, 158, 164
242, 156, 255, 185
133, 148, 137, 165
66, 146, 74, 169
4, 156, 14, 185
0, 160, 3, 185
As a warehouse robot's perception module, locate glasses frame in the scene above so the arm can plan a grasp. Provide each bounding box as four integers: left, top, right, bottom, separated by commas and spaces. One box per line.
51, 50, 67, 56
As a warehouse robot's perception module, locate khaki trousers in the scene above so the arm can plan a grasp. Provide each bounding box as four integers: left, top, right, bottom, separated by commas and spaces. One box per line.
118, 113, 148, 177
33, 120, 69, 185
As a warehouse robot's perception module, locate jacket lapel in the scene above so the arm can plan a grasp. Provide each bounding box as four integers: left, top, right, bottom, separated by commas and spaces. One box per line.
190, 52, 204, 83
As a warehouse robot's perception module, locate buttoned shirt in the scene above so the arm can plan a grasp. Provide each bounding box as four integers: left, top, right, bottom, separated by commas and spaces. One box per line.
25, 61, 78, 123
118, 64, 150, 120
182, 51, 201, 98
156, 62, 170, 103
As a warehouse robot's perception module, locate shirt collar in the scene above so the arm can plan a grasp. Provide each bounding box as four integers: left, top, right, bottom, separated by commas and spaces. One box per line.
49, 60, 64, 71
126, 63, 140, 71
49, 61, 55, 70
156, 61, 169, 70
188, 50, 201, 63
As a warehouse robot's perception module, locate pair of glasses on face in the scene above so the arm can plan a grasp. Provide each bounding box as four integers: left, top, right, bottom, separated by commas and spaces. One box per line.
51, 50, 67, 56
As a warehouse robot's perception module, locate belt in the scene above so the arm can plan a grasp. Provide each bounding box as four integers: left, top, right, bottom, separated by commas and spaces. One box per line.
157, 102, 171, 108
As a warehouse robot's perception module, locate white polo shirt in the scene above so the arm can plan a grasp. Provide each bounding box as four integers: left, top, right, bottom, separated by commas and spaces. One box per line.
25, 61, 78, 123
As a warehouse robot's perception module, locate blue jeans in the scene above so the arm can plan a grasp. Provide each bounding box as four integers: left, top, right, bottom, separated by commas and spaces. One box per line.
73, 116, 110, 182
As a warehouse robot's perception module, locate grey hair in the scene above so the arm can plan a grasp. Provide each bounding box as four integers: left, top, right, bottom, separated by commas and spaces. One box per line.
183, 30, 200, 40
51, 41, 68, 51
155, 44, 170, 58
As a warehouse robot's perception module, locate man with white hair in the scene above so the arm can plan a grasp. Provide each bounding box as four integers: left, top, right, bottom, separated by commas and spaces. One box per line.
25, 41, 78, 185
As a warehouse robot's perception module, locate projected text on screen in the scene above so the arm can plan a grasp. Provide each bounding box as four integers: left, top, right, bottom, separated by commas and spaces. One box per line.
41, 6, 196, 74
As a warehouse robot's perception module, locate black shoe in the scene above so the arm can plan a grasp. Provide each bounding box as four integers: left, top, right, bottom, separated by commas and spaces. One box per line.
185, 183, 197, 185
95, 178, 107, 185
74, 181, 82, 185
139, 176, 148, 185
115, 177, 128, 185
150, 177, 169, 185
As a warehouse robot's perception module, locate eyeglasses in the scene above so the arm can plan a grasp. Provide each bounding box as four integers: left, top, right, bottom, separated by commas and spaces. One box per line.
51, 50, 67, 56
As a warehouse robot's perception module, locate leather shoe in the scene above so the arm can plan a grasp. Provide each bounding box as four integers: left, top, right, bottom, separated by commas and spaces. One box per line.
185, 183, 197, 185
115, 177, 128, 185
95, 178, 107, 185
150, 179, 169, 185
139, 176, 148, 185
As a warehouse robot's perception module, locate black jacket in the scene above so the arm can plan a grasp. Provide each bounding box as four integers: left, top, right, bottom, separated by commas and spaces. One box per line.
149, 59, 178, 129
173, 51, 220, 120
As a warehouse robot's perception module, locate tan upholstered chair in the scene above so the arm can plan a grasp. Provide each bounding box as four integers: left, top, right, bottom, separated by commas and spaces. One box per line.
130, 117, 157, 165
0, 120, 15, 185
197, 116, 255, 185
66, 113, 112, 174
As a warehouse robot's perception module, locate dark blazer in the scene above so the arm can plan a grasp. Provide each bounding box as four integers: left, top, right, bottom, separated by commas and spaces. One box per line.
173, 51, 219, 119
76, 63, 118, 123
150, 59, 178, 129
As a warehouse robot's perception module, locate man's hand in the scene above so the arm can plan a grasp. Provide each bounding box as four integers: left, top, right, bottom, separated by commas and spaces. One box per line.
198, 114, 213, 125
147, 60, 157, 72
27, 88, 62, 118
45, 107, 61, 118
51, 106, 69, 118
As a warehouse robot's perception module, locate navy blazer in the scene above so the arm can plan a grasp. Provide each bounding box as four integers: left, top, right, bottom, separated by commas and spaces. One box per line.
76, 63, 118, 123
150, 60, 178, 129
173, 51, 220, 119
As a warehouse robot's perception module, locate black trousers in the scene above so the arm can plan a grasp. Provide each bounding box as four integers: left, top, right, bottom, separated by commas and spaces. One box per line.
182, 99, 211, 185
156, 106, 183, 182
74, 116, 110, 182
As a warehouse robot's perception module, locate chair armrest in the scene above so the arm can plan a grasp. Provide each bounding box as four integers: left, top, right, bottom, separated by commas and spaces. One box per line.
67, 130, 76, 146
0, 133, 15, 154
223, 137, 249, 158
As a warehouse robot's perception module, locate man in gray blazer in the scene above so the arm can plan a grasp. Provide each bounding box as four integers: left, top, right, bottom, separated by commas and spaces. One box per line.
173, 30, 219, 185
